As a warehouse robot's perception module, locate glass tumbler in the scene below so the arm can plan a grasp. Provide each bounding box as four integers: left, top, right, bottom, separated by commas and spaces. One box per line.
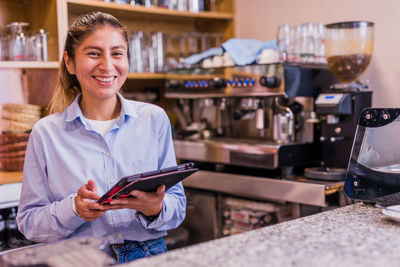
313, 22, 326, 64
299, 22, 314, 63
129, 31, 148, 73
148, 31, 164, 73
277, 24, 290, 62
164, 34, 178, 72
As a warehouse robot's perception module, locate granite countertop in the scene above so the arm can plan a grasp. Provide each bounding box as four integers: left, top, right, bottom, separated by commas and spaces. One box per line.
121, 201, 400, 267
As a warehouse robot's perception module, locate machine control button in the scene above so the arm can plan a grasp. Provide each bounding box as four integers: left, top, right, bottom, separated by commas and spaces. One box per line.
210, 77, 227, 89
382, 113, 390, 120
259, 75, 281, 88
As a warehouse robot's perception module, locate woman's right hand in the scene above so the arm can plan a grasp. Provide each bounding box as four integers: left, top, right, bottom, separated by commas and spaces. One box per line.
75, 180, 106, 221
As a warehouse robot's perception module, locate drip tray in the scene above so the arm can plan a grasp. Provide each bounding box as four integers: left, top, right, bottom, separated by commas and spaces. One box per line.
304, 167, 347, 181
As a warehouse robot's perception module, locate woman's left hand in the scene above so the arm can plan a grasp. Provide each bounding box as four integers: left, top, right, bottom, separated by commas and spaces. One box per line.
105, 184, 165, 217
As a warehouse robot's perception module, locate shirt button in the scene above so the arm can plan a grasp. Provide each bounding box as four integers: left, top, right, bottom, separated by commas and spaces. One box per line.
109, 180, 114, 184
105, 152, 110, 157
118, 234, 122, 239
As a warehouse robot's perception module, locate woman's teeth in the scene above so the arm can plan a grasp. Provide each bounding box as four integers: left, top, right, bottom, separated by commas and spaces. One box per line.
95, 76, 115, 82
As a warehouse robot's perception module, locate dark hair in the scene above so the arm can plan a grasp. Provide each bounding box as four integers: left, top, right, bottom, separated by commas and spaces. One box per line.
48, 12, 129, 114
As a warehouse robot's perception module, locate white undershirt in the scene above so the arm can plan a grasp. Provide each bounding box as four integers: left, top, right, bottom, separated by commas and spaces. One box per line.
85, 117, 118, 137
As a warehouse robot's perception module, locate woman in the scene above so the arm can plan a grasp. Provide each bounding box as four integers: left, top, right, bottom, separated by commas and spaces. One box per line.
16, 12, 186, 263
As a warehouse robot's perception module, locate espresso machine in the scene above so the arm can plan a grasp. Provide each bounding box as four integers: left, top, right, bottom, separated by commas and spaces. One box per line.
166, 64, 319, 173
304, 21, 374, 181
165, 63, 345, 245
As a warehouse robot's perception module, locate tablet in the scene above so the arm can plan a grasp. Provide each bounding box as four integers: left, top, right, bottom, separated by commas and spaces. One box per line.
97, 162, 198, 205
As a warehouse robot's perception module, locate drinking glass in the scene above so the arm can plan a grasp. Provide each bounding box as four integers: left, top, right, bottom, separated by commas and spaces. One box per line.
168, 0, 178, 10
164, 34, 178, 72
177, 0, 188, 11
114, 0, 130, 3
208, 0, 216, 12
148, 31, 164, 73
287, 27, 296, 62
211, 32, 223, 47
129, 31, 148, 73
277, 24, 290, 62
313, 22, 326, 64
188, 0, 204, 13
299, 22, 314, 63
177, 33, 190, 70
200, 32, 211, 52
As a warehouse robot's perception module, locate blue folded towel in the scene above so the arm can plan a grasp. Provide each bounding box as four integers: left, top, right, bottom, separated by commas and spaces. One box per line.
222, 38, 278, 66
183, 47, 224, 65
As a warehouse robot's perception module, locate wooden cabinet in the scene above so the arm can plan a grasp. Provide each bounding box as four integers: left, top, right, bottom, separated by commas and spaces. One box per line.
0, 0, 234, 105
0, 0, 234, 73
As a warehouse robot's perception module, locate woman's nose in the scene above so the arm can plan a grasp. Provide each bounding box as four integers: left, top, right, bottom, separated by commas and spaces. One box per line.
99, 55, 115, 72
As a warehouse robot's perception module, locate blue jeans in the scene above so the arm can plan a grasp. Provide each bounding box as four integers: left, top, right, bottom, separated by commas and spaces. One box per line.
111, 238, 167, 263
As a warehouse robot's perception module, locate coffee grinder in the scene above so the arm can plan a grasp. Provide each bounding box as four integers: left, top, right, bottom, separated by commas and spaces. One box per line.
305, 21, 374, 181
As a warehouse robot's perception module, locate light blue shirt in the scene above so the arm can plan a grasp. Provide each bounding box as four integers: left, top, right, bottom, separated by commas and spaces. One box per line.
17, 93, 186, 244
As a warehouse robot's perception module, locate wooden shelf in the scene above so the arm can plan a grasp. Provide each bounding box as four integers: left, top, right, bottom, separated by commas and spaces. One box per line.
0, 171, 23, 185
126, 72, 217, 80
0, 61, 59, 69
127, 72, 166, 79
67, 0, 233, 21
166, 73, 216, 80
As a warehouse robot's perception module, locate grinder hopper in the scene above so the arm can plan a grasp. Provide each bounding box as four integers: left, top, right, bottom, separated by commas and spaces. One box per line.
325, 21, 374, 88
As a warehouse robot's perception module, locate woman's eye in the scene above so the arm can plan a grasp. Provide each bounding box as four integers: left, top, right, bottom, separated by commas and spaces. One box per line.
88, 52, 100, 56
113, 51, 124, 56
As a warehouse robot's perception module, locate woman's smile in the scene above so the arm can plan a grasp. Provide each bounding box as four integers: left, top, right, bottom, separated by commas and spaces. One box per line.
93, 75, 117, 85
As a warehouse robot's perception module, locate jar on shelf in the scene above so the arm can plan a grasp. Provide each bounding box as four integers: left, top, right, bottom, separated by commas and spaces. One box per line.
25, 29, 48, 61
6, 22, 29, 61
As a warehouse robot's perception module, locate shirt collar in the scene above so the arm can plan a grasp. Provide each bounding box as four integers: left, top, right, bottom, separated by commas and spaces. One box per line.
65, 92, 138, 123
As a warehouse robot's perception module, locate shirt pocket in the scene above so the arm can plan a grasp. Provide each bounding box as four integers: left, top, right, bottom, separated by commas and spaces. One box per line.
133, 158, 158, 174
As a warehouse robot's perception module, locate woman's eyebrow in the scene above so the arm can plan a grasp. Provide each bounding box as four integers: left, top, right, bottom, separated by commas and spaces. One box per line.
111, 45, 127, 50
83, 45, 127, 51
83, 46, 102, 51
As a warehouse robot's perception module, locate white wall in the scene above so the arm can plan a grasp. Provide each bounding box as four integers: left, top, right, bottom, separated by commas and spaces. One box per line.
234, 0, 400, 107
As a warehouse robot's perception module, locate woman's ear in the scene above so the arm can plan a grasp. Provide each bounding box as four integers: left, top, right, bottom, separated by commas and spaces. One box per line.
64, 51, 75, 75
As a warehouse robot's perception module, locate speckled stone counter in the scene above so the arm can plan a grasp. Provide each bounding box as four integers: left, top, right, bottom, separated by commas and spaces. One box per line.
121, 201, 400, 267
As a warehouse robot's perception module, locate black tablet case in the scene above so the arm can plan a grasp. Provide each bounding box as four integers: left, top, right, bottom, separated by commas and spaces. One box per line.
97, 162, 198, 205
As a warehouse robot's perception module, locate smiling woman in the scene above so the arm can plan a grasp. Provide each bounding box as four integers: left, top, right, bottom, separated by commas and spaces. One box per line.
16, 12, 186, 264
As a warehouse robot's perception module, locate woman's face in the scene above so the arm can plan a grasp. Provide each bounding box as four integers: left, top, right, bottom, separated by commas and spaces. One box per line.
65, 25, 129, 102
